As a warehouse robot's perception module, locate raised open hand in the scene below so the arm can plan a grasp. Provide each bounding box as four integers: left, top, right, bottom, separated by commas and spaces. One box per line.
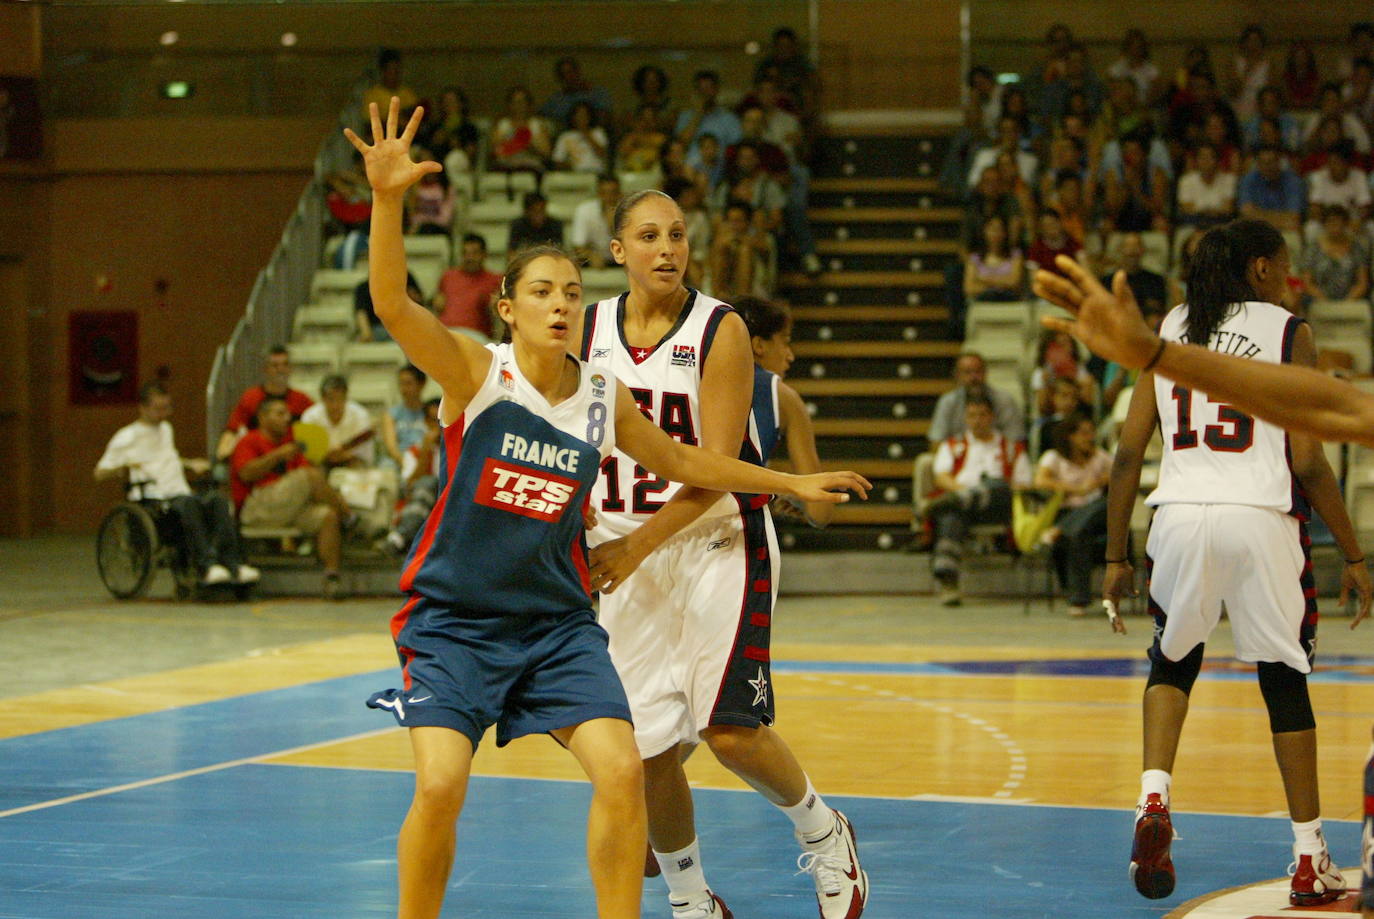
343, 97, 443, 196
1032, 256, 1161, 372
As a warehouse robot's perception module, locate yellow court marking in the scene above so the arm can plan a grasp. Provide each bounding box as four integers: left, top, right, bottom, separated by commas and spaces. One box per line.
265, 670, 1374, 819
0, 633, 395, 740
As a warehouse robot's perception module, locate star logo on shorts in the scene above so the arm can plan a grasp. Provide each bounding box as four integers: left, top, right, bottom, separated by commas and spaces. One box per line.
748, 667, 769, 707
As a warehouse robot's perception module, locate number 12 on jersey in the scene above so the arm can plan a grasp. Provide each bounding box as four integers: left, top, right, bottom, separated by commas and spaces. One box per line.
1170, 384, 1255, 453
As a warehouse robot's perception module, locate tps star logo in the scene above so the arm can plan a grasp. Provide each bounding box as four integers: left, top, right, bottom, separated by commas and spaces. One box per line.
748, 667, 769, 707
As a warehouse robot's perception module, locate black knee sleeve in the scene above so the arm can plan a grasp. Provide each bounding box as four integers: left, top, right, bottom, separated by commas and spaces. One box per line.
1257, 661, 1316, 734
1146, 641, 1204, 696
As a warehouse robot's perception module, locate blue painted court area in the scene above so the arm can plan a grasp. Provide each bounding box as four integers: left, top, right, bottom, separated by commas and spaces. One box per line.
0, 666, 1364, 918
0, 760, 1359, 918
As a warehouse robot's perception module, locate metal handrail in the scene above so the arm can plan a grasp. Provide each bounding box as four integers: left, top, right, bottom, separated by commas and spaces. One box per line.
204, 80, 365, 456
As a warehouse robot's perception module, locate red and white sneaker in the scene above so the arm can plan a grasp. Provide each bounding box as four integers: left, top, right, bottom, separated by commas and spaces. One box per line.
669, 890, 732, 919
796, 809, 869, 918
1130, 793, 1175, 899
1289, 843, 1345, 906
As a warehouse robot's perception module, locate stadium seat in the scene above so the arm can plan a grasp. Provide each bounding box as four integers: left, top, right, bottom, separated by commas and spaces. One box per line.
341, 341, 407, 375
403, 235, 451, 299
477, 171, 538, 201
293, 302, 354, 341
311, 268, 368, 302
965, 301, 1033, 342
617, 169, 661, 195
543, 172, 598, 198
347, 373, 399, 418
288, 341, 341, 377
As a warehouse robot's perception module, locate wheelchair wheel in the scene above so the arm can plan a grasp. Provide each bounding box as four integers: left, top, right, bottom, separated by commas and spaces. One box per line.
96, 503, 159, 599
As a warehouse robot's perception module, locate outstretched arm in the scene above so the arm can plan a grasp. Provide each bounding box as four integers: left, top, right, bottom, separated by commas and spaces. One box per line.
345, 99, 491, 416
776, 380, 833, 527
614, 379, 869, 508
1033, 256, 1374, 447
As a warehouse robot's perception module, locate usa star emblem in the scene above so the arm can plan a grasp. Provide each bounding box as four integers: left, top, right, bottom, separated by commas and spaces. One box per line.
633, 348, 649, 360
748, 667, 769, 707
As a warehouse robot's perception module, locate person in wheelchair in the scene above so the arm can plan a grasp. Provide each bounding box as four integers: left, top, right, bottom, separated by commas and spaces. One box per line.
94, 382, 259, 586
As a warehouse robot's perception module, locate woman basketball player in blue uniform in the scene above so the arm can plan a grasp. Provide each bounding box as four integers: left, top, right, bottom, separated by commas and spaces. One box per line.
1032, 233, 1374, 912
346, 98, 869, 919
735, 295, 834, 527
576, 190, 867, 919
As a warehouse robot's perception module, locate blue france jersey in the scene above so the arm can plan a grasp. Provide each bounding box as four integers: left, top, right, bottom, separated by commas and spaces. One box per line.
399, 344, 618, 614
751, 366, 781, 464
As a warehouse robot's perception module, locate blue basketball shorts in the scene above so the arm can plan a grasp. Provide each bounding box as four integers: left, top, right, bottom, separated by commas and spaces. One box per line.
366, 594, 632, 750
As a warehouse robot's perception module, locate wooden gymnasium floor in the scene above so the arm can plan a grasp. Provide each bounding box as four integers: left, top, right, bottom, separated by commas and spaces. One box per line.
3, 534, 1373, 918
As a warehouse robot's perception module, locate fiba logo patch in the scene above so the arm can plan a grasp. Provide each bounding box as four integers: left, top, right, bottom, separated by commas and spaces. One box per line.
499, 369, 516, 391
590, 373, 606, 398
671, 344, 696, 367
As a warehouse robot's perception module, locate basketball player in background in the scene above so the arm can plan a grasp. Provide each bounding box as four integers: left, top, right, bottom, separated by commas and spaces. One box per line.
1032, 234, 1374, 914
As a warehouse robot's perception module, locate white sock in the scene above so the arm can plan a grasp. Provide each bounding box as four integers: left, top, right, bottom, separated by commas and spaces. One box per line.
781, 777, 835, 842
655, 838, 709, 904
1292, 817, 1325, 855
1140, 769, 1171, 805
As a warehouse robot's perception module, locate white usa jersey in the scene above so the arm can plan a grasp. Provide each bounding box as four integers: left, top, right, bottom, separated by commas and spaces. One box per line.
1148, 300, 1306, 514
580, 290, 763, 541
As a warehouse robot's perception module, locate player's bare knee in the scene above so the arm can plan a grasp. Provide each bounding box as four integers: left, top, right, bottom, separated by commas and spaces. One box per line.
591, 749, 644, 802
701, 724, 760, 769
411, 769, 467, 817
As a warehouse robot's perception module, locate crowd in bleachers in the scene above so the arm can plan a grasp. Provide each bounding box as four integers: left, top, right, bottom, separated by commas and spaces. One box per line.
325, 32, 825, 343
947, 21, 1374, 436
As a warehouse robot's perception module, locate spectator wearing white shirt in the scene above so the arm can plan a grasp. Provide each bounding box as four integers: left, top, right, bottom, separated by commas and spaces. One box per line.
551, 101, 609, 174
967, 116, 1039, 190
926, 395, 1033, 605
94, 382, 257, 586
1227, 25, 1271, 122
1303, 83, 1372, 155
1306, 140, 1371, 243
300, 375, 376, 468
1177, 143, 1238, 227
1107, 28, 1163, 108
569, 174, 620, 268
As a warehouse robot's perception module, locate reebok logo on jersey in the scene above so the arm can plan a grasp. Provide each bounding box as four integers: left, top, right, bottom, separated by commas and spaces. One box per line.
671, 344, 696, 367
707, 537, 732, 551
474, 458, 578, 522
591, 348, 610, 360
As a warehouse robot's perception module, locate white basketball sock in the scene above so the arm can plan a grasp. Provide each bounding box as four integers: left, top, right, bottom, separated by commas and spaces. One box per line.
781, 776, 835, 843
655, 838, 709, 904
1292, 817, 1325, 855
1140, 769, 1171, 805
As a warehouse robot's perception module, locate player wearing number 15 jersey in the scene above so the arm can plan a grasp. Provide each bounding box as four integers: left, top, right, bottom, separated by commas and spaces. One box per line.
1105, 220, 1362, 906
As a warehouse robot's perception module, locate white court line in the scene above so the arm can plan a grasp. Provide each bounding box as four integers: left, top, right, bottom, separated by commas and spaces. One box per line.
0, 726, 399, 820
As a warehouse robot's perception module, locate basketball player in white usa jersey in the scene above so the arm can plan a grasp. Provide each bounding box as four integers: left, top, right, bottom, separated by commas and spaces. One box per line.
575, 190, 868, 919
1097, 221, 1367, 907
1035, 246, 1374, 919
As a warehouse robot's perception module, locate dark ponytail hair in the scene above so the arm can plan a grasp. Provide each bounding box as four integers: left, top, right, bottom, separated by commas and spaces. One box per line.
1182, 218, 1285, 346
734, 295, 791, 341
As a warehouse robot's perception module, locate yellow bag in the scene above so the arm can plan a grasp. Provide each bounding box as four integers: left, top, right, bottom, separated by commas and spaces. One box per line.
1012, 489, 1064, 554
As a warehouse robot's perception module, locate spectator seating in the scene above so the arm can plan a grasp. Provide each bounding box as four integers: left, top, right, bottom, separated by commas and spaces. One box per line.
288, 341, 341, 378
347, 374, 399, 418
965, 300, 1033, 342
617, 169, 661, 195
465, 197, 523, 255
342, 341, 407, 376
1309, 300, 1373, 373
543, 171, 598, 198
294, 301, 354, 341
910, 452, 1009, 548
581, 266, 628, 305
311, 268, 368, 302
477, 170, 538, 201
403, 235, 451, 299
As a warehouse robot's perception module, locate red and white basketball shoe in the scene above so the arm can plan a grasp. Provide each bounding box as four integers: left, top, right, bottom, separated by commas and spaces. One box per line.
669, 890, 732, 919
796, 809, 869, 918
1130, 793, 1176, 899
1288, 842, 1346, 906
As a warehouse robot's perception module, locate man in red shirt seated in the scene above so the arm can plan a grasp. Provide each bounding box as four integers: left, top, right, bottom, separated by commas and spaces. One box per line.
433, 233, 501, 339
230, 396, 353, 598
216, 345, 315, 460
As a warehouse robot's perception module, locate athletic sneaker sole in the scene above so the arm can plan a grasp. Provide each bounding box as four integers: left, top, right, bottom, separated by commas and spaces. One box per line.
1130, 813, 1176, 899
